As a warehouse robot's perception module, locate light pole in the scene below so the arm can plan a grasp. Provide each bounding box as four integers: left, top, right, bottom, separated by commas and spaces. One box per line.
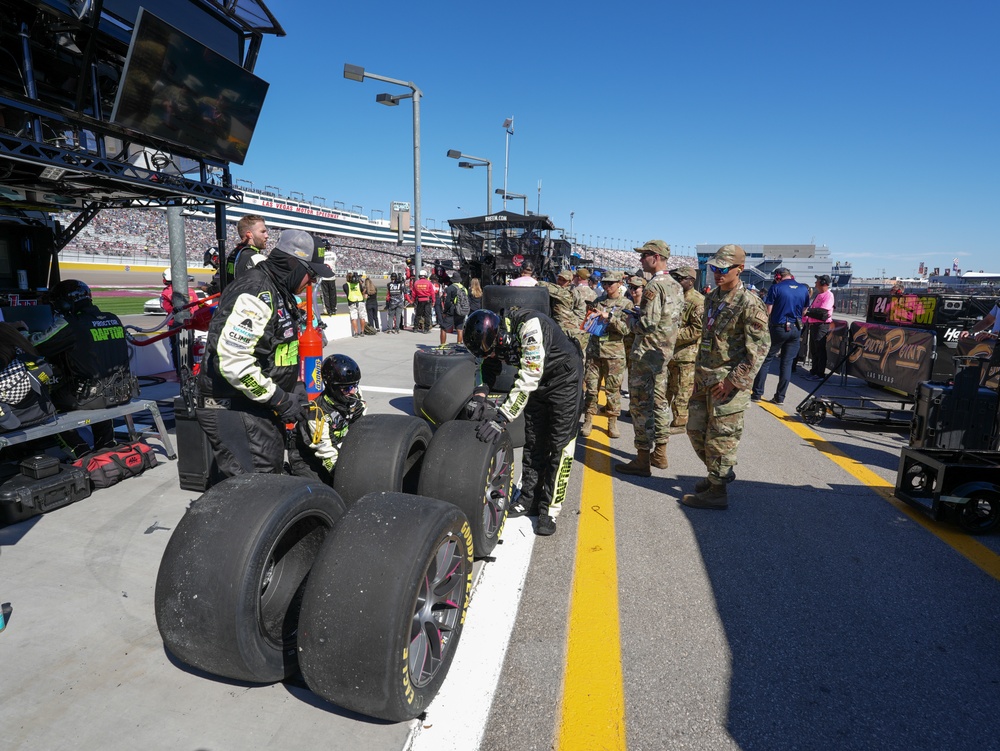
502, 117, 513, 210
371, 208, 384, 222
570, 211, 574, 244
447, 149, 492, 214
345, 63, 424, 272
495, 188, 527, 215
313, 195, 326, 206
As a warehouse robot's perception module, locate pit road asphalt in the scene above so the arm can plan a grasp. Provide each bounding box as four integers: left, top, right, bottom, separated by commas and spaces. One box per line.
1, 322, 998, 751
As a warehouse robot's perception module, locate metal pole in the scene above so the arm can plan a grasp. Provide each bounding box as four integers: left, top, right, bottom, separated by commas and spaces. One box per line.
486, 162, 493, 215
412, 88, 422, 274
166, 207, 190, 318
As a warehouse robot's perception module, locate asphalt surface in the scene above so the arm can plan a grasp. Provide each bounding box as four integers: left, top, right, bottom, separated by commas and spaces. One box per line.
1, 322, 999, 750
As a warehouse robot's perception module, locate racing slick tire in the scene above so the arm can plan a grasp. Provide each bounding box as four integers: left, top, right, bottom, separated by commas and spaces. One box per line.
154, 475, 347, 683
482, 284, 550, 315
419, 359, 476, 426
298, 492, 473, 722
332, 414, 433, 505
412, 384, 430, 418
418, 420, 514, 557
412, 344, 474, 388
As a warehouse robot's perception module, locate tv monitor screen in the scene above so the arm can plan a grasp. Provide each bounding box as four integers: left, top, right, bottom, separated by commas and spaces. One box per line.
111, 9, 268, 165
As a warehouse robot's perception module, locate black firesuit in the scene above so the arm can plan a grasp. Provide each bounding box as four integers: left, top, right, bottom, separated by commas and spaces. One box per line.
287, 389, 366, 484
197, 253, 304, 476
225, 241, 263, 283
33, 303, 136, 449
478, 309, 583, 520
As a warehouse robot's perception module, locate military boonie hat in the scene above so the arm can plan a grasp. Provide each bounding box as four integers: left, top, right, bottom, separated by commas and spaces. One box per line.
575, 268, 591, 280
635, 239, 671, 259
602, 270, 624, 283
707, 244, 746, 267
671, 266, 697, 279
557, 270, 574, 281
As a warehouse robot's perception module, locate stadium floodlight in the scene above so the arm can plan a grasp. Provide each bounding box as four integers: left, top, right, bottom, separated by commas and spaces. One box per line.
495, 189, 527, 214
449, 149, 492, 214
344, 62, 424, 272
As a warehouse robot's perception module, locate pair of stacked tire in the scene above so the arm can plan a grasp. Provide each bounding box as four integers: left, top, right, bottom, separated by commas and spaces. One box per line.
155, 413, 513, 722
411, 284, 551, 446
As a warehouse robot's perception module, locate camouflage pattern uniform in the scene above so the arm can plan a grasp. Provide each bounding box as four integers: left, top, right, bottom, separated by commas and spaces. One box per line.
583, 281, 634, 417
687, 278, 770, 487
628, 270, 684, 450
538, 275, 587, 352
667, 282, 705, 428
622, 274, 647, 396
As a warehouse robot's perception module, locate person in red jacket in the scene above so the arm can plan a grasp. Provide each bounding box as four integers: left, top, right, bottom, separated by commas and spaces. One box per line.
412, 269, 436, 333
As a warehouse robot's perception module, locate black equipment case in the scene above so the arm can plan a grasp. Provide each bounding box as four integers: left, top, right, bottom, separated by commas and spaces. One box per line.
910, 382, 1000, 451
0, 464, 92, 526
174, 396, 219, 492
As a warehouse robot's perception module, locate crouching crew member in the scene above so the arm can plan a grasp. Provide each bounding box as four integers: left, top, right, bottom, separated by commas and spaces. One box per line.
288, 354, 366, 484
464, 308, 583, 537
34, 280, 136, 450
197, 229, 332, 478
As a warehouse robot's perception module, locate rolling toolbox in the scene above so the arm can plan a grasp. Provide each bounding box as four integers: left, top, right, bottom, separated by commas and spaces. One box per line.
174, 395, 219, 492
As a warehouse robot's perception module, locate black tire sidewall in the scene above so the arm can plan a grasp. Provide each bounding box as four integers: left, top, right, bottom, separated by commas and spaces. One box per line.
333, 414, 433, 504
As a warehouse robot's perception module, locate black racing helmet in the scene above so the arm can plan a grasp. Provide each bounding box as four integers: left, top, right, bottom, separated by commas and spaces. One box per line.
464, 309, 502, 358
49, 279, 92, 314
321, 354, 362, 407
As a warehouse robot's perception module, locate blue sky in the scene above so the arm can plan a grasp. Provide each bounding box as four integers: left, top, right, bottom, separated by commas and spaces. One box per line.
233, 1, 999, 279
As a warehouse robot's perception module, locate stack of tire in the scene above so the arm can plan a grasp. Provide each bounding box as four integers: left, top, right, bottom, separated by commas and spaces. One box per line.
411, 284, 551, 448
155, 412, 513, 722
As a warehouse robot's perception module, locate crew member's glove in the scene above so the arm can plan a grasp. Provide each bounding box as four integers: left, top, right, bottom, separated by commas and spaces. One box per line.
466, 393, 495, 422
270, 388, 308, 424
475, 414, 507, 443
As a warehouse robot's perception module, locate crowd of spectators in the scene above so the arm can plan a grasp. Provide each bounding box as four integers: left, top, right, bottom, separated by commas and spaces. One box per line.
57, 207, 696, 279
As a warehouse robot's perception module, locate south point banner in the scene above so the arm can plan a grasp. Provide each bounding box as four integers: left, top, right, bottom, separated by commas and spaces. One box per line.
956, 338, 1000, 390
847, 322, 935, 395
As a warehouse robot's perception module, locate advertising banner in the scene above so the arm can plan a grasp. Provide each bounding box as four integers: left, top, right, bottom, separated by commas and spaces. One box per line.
826, 319, 850, 372
956, 338, 1000, 390
847, 322, 935, 395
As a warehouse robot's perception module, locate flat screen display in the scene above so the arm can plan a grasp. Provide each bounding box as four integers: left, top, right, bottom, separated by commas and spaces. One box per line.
111, 9, 268, 165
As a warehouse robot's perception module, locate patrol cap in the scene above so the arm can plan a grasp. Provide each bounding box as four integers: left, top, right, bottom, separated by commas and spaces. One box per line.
707, 244, 746, 267
575, 268, 591, 280
815, 274, 832, 285
635, 239, 671, 259
627, 274, 647, 288
271, 229, 334, 278
671, 266, 697, 280
602, 270, 624, 283
557, 270, 574, 281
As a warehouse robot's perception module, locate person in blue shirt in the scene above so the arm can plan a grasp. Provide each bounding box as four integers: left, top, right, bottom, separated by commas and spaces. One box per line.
750, 268, 810, 405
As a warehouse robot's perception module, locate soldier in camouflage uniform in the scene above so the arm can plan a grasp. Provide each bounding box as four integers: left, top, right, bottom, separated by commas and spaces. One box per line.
538, 270, 588, 354
580, 271, 634, 439
666, 266, 704, 434
615, 240, 684, 477
622, 273, 647, 398
682, 244, 770, 510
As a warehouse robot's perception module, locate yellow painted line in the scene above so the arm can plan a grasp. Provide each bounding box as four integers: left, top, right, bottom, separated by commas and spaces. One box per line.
759, 402, 1000, 581
556, 412, 627, 750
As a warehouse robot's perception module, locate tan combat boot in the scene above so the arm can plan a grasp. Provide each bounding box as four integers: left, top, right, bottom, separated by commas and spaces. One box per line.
650, 443, 669, 469
681, 483, 729, 510
614, 449, 651, 477
580, 413, 594, 438
668, 421, 687, 435
607, 416, 620, 439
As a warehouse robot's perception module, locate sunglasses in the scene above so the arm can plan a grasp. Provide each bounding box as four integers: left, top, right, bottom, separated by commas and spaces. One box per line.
709, 264, 733, 275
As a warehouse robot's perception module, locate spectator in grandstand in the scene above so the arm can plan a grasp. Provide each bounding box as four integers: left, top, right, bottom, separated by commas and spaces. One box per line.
227, 214, 268, 283
508, 261, 537, 287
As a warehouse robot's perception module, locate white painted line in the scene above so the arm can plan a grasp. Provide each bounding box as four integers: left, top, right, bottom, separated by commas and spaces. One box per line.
407, 516, 537, 751
360, 385, 414, 395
